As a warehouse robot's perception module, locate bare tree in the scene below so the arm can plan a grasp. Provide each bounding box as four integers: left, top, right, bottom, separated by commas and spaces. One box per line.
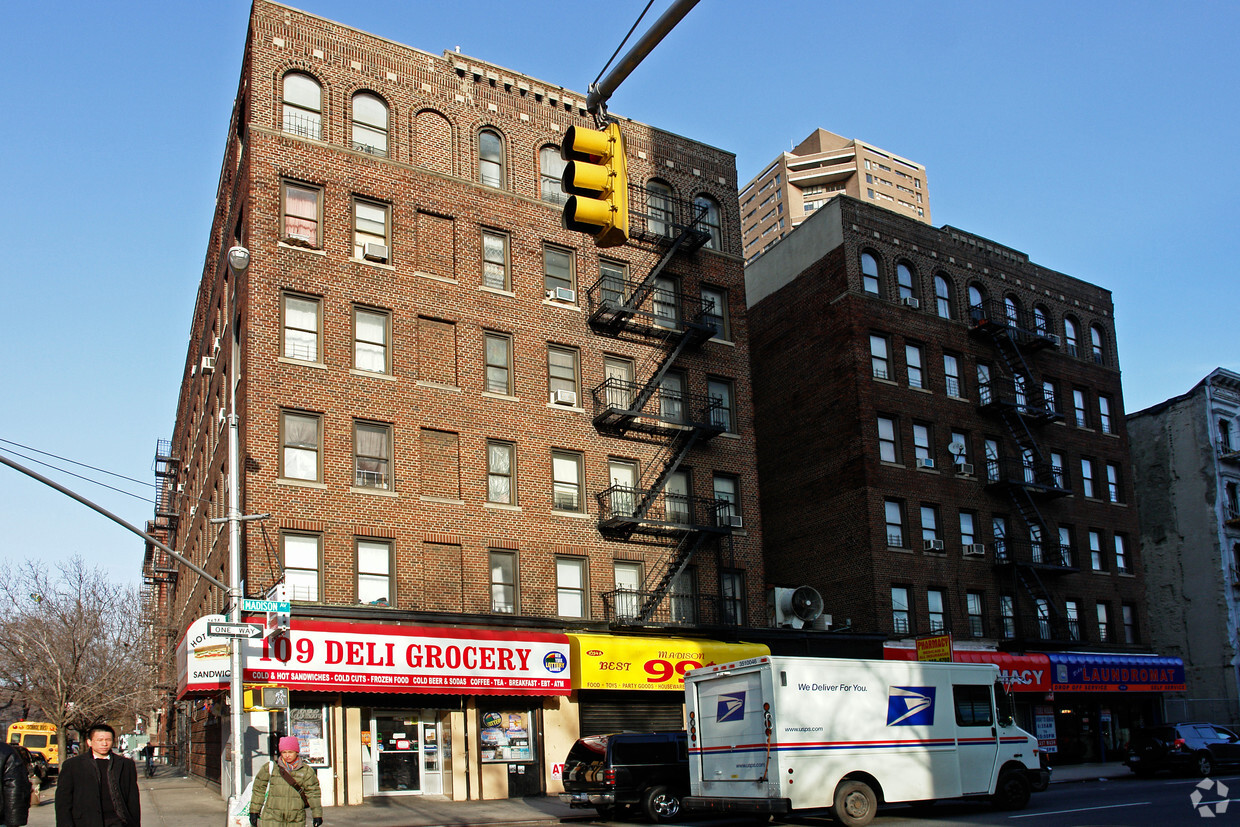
0, 556, 155, 760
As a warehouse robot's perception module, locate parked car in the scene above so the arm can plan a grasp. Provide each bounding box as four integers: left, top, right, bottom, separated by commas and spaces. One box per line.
1125, 723, 1240, 777
559, 731, 690, 823
9, 743, 48, 782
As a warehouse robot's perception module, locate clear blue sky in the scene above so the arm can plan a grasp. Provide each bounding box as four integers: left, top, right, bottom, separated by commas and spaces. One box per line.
1, 0, 1236, 585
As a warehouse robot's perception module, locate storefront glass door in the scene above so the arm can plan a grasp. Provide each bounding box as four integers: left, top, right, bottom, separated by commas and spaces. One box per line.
372, 713, 421, 794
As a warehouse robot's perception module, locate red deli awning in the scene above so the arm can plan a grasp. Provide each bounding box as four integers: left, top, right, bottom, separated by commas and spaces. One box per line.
884, 646, 1052, 692
178, 615, 571, 698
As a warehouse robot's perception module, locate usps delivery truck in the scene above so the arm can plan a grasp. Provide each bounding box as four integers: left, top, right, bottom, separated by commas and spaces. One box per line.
683, 656, 1045, 826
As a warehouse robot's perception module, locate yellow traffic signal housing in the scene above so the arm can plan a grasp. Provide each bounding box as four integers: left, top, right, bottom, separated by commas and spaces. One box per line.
243, 684, 289, 712
561, 122, 629, 248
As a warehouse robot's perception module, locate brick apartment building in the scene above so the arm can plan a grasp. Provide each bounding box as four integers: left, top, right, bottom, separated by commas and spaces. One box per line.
1128, 368, 1240, 725
143, 0, 780, 806
745, 195, 1184, 764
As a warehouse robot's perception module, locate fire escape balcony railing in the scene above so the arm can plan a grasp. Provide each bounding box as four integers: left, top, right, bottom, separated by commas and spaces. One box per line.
596, 486, 733, 538
992, 538, 1078, 573
601, 589, 742, 628
1219, 440, 1240, 464
586, 274, 720, 343
978, 379, 1063, 425
591, 378, 725, 439
968, 299, 1060, 352
984, 458, 1072, 498
625, 183, 711, 249
1001, 613, 1079, 646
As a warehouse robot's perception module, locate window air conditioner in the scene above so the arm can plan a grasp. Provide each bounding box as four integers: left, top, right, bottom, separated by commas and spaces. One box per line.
554, 287, 577, 303
964, 544, 987, 557
955, 462, 975, 476
901, 297, 920, 309
212, 337, 222, 355
1046, 333, 1061, 346
201, 356, 216, 373
363, 242, 389, 262
915, 457, 936, 469
924, 539, 945, 551
551, 389, 577, 406
726, 515, 744, 529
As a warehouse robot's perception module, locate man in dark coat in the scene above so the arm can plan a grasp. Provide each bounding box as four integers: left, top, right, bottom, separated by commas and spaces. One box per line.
55, 724, 140, 827
0, 740, 32, 827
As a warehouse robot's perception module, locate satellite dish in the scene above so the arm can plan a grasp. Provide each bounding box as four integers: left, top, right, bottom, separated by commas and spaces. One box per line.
948, 441, 966, 459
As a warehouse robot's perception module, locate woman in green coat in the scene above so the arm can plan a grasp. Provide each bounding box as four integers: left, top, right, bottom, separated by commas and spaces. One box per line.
249, 736, 323, 827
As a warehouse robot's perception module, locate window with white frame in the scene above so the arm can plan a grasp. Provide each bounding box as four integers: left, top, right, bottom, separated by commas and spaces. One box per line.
966, 592, 984, 637
356, 539, 392, 605
721, 570, 745, 625
281, 181, 321, 247
878, 416, 899, 463
891, 586, 911, 634
556, 557, 586, 617
1066, 600, 1081, 640
1073, 389, 1089, 428
283, 533, 320, 601
694, 195, 723, 250
551, 450, 583, 512
646, 180, 673, 236
861, 252, 881, 295
281, 410, 321, 481
1081, 458, 1096, 498
487, 440, 515, 504
913, 422, 932, 464
1115, 533, 1131, 573
984, 438, 1000, 482
885, 499, 905, 547
482, 229, 510, 291
870, 334, 890, 379
660, 371, 686, 423
484, 332, 513, 396
282, 292, 320, 362
943, 353, 961, 397
351, 92, 389, 156
701, 285, 730, 340
960, 511, 976, 546
1051, 452, 1066, 489
708, 378, 735, 432
353, 306, 390, 374
1089, 530, 1104, 570
713, 474, 740, 525
490, 551, 516, 613
547, 345, 579, 404
1106, 463, 1121, 502
1064, 317, 1080, 356
1122, 604, 1137, 643
993, 516, 1008, 559
1036, 598, 1051, 639
543, 244, 575, 296
906, 344, 924, 389
934, 274, 952, 319
540, 145, 566, 204
977, 363, 992, 404
897, 263, 916, 302
653, 276, 679, 327
613, 561, 643, 620
1042, 379, 1058, 414
282, 72, 322, 140
1090, 324, 1106, 364
1000, 594, 1015, 638
353, 421, 392, 489
927, 588, 946, 631
921, 505, 939, 544
353, 198, 390, 262
479, 129, 505, 188
1099, 395, 1113, 434
1096, 602, 1110, 642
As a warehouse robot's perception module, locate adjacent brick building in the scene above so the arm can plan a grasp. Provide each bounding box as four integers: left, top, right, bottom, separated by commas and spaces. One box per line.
745, 195, 1182, 764
1127, 368, 1240, 725
146, 0, 771, 805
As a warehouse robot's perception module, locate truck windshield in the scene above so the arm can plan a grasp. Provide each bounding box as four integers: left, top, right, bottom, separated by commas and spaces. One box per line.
994, 680, 1015, 726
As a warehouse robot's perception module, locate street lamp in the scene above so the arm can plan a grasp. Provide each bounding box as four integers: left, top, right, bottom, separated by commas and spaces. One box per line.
225, 245, 248, 817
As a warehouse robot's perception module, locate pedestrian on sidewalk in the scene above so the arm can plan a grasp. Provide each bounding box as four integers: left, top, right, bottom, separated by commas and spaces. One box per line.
248, 737, 322, 827
1, 740, 33, 827
54, 723, 140, 827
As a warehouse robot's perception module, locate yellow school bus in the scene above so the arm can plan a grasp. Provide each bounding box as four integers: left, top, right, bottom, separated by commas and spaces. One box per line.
7, 721, 59, 770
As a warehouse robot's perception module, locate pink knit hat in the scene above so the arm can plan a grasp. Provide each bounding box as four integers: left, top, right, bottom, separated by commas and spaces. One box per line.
278, 736, 300, 752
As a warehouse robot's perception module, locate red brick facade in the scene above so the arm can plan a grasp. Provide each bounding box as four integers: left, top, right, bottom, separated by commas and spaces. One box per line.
748, 196, 1146, 651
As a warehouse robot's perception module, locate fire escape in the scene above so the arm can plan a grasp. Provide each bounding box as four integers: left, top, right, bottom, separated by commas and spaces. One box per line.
142, 439, 181, 692
969, 300, 1076, 645
589, 185, 738, 626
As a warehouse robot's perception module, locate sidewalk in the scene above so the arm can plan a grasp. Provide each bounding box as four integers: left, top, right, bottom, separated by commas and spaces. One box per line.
28, 770, 577, 827
1048, 760, 1132, 784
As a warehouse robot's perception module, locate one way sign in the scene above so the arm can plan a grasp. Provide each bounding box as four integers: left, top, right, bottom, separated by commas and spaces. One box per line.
206, 622, 263, 639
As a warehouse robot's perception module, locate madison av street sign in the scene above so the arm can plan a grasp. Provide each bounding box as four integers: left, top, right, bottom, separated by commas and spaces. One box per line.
207, 622, 263, 639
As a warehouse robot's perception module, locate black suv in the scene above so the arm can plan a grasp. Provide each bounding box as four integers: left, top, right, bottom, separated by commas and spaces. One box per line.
559, 731, 689, 823
1125, 723, 1240, 777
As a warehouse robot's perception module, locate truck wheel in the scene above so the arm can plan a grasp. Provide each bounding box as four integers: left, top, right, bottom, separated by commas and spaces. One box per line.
992, 771, 1032, 810
832, 779, 877, 827
1196, 752, 1214, 777
642, 784, 682, 823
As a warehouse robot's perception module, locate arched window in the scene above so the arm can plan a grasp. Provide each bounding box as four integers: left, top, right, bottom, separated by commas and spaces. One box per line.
351, 92, 388, 156
1033, 304, 1050, 336
1090, 324, 1106, 364
540, 145, 567, 204
1064, 317, 1080, 357
1004, 295, 1021, 328
861, 252, 881, 295
646, 180, 673, 236
934, 274, 953, 319
968, 284, 985, 323
694, 194, 722, 250
282, 72, 322, 140
896, 262, 916, 303
478, 129, 505, 188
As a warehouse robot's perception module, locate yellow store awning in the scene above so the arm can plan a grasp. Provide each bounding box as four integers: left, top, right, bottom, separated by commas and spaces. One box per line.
568, 633, 768, 691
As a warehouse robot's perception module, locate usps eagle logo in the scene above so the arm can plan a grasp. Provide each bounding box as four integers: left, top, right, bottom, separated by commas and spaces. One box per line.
717, 691, 746, 723
887, 686, 936, 726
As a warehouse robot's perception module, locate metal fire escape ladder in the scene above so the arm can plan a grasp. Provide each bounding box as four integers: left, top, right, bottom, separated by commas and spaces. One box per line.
639, 531, 716, 622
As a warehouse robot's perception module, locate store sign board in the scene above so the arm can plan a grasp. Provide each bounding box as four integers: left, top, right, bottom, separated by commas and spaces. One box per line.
177, 614, 232, 697
1049, 655, 1185, 692
177, 617, 570, 697
916, 633, 953, 662
569, 633, 769, 691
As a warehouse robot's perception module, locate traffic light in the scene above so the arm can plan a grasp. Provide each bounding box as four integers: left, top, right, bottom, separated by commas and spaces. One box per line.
561, 121, 628, 248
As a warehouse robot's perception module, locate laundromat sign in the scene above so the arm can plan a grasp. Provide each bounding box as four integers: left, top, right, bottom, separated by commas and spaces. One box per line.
568, 633, 769, 691
179, 617, 570, 697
